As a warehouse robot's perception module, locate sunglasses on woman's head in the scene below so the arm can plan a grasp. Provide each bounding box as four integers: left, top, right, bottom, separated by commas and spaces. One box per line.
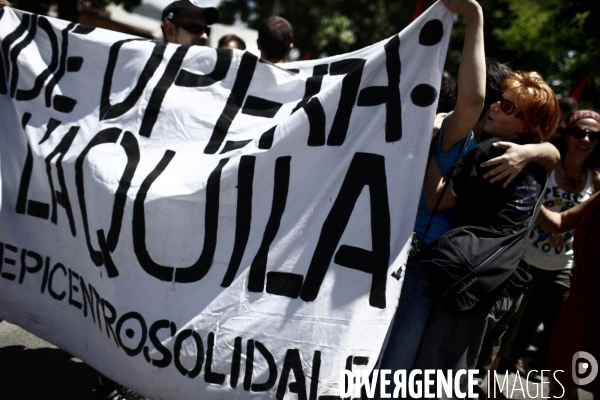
567, 126, 600, 142
499, 98, 524, 119
172, 21, 211, 36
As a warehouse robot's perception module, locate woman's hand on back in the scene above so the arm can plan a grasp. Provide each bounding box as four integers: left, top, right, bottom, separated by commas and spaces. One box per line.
480, 142, 530, 187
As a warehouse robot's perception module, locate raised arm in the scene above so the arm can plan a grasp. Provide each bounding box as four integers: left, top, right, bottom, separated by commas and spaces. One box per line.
480, 141, 560, 187
537, 191, 600, 233
423, 155, 457, 212
439, 0, 485, 152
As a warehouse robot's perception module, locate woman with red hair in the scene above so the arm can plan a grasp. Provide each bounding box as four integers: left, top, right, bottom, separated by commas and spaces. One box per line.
413, 70, 560, 390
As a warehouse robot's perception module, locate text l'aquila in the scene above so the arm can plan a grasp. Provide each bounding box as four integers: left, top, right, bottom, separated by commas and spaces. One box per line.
2, 11, 406, 309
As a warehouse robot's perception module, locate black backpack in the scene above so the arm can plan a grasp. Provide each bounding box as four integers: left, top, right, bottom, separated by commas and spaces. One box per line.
415, 142, 546, 312
418, 219, 540, 311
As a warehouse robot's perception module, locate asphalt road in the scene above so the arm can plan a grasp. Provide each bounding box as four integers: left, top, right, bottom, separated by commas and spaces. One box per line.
0, 320, 593, 400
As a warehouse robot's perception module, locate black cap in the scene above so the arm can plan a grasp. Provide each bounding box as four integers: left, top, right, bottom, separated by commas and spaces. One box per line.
161, 0, 220, 25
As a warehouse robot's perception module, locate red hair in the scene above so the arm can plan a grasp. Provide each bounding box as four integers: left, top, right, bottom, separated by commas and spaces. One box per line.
502, 71, 560, 143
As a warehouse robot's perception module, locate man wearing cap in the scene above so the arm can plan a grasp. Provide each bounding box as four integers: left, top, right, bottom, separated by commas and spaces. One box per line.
161, 0, 220, 46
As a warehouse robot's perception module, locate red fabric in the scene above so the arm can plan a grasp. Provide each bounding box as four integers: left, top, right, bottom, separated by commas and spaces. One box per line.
549, 194, 600, 393
412, 0, 424, 21
569, 74, 589, 101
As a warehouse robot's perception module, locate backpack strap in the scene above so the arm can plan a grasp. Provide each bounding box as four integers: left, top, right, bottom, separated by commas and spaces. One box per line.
420, 134, 472, 242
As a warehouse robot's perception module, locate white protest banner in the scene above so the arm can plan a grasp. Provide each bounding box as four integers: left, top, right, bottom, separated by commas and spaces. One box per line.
0, 3, 451, 399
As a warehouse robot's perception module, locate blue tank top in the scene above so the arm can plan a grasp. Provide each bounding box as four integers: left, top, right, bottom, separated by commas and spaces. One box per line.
413, 116, 476, 244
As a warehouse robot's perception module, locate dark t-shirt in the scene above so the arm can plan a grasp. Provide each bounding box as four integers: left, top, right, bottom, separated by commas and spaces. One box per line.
449, 138, 548, 293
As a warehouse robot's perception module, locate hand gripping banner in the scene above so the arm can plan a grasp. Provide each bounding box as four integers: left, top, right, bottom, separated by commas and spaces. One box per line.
0, 3, 451, 399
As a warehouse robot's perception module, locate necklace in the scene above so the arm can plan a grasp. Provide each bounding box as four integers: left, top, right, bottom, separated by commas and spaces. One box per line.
561, 158, 585, 186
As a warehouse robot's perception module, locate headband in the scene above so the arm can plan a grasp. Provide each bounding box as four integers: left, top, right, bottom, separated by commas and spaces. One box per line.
566, 110, 600, 128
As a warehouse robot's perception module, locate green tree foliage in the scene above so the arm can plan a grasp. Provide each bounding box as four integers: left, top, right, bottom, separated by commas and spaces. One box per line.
218, 0, 436, 58
221, 0, 600, 106
448, 0, 600, 107
490, 0, 600, 107
12, 0, 142, 22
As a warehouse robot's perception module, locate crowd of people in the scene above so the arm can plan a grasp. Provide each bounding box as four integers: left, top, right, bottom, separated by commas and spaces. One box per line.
377, 0, 599, 399
158, 0, 293, 62
1, 0, 598, 399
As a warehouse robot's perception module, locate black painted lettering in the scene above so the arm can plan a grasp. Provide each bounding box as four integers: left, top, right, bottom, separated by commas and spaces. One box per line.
266, 271, 304, 299
75, 127, 121, 266
230, 336, 243, 389
116, 312, 147, 357
175, 158, 229, 283
18, 249, 43, 284
0, 7, 12, 95
292, 64, 328, 147
248, 156, 291, 292
40, 257, 50, 294
79, 276, 96, 323
205, 332, 226, 384
204, 52, 258, 154
243, 339, 255, 391
300, 153, 391, 308
276, 349, 307, 400
45, 22, 79, 112
100, 40, 165, 120
139, 46, 189, 138
301, 153, 391, 309
258, 126, 278, 150
173, 329, 204, 378
16, 17, 58, 102
357, 35, 402, 142
45, 126, 80, 235
101, 298, 119, 347
175, 48, 232, 88
68, 269, 82, 309
0, 243, 16, 281
75, 128, 139, 276
303, 97, 326, 147
134, 154, 229, 283
106, 131, 140, 260
93, 286, 103, 332
250, 341, 278, 392
8, 14, 38, 98
148, 319, 176, 368
16, 142, 35, 217
241, 96, 283, 118
353, 356, 369, 366
38, 118, 62, 145
48, 262, 67, 300
309, 351, 321, 400
0, 7, 20, 95
222, 156, 255, 287
133, 151, 176, 281
326, 59, 366, 146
